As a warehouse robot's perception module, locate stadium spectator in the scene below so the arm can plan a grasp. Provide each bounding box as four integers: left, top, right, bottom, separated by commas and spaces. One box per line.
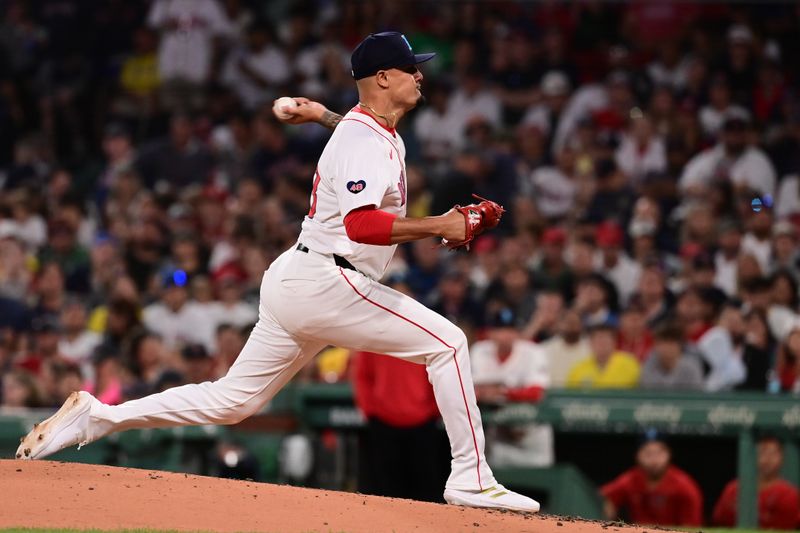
567, 321, 640, 389
142, 271, 216, 352
602, 432, 703, 527
696, 302, 747, 391
573, 273, 617, 328
616, 303, 654, 363
147, 0, 233, 108
1, 369, 42, 408
540, 309, 592, 388
640, 323, 703, 390
737, 309, 775, 392
221, 22, 290, 111
471, 307, 553, 467
680, 108, 776, 201
596, 220, 641, 305
713, 436, 800, 530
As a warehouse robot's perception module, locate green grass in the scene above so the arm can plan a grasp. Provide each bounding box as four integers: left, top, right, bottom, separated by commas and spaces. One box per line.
686, 527, 785, 533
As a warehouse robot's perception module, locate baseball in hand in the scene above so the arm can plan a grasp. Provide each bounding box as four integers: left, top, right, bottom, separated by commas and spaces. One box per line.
273, 97, 298, 120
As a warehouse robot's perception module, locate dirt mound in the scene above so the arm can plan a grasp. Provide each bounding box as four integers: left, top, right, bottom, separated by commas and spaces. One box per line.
1, 460, 663, 532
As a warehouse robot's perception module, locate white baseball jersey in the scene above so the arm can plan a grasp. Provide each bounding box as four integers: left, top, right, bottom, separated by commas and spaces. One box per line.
66, 105, 499, 495
298, 106, 408, 279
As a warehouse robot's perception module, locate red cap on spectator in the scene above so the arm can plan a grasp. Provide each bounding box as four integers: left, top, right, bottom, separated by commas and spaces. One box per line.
596, 221, 623, 247
473, 235, 499, 254
679, 242, 704, 260
541, 227, 567, 246
212, 262, 247, 285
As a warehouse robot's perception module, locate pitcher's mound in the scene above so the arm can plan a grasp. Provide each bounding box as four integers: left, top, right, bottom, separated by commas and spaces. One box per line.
1, 460, 663, 532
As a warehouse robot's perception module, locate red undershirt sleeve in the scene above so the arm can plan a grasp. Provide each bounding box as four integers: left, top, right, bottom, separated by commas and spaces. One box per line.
344, 206, 397, 245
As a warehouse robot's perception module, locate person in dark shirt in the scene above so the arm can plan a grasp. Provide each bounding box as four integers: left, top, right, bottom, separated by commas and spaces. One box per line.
602, 432, 703, 527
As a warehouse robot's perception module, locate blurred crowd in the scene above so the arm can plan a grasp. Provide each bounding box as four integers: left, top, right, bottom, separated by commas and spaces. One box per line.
3, 0, 800, 412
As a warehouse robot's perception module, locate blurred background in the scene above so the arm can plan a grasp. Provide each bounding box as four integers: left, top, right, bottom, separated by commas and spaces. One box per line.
1, 0, 800, 530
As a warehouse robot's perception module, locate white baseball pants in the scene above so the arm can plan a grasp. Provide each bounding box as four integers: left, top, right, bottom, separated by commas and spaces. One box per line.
88, 245, 496, 491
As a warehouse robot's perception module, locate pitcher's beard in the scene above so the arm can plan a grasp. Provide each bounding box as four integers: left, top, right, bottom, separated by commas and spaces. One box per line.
416, 93, 427, 106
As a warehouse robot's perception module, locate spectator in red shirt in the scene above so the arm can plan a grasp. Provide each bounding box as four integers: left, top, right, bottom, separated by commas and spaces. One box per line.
601, 431, 703, 527
713, 436, 800, 530
353, 276, 445, 502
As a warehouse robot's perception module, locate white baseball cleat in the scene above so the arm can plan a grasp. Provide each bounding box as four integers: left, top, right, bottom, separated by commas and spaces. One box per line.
444, 484, 541, 513
16, 391, 95, 460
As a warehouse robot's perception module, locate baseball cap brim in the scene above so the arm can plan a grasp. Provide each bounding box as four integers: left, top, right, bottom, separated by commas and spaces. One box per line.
413, 52, 436, 65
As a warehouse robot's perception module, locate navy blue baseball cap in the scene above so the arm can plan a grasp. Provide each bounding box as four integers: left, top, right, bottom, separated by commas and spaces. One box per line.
351, 31, 435, 80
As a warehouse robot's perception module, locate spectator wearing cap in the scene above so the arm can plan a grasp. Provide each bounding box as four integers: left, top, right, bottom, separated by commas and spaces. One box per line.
680, 107, 776, 200
209, 264, 257, 330
566, 321, 640, 389
601, 432, 703, 527
721, 25, 757, 106
595, 220, 641, 306
533, 227, 575, 301
540, 308, 592, 388
521, 70, 572, 156
142, 270, 216, 352
471, 307, 553, 468
714, 219, 743, 297
614, 110, 667, 185
696, 302, 747, 391
641, 323, 703, 391
714, 436, 800, 530
180, 343, 214, 384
